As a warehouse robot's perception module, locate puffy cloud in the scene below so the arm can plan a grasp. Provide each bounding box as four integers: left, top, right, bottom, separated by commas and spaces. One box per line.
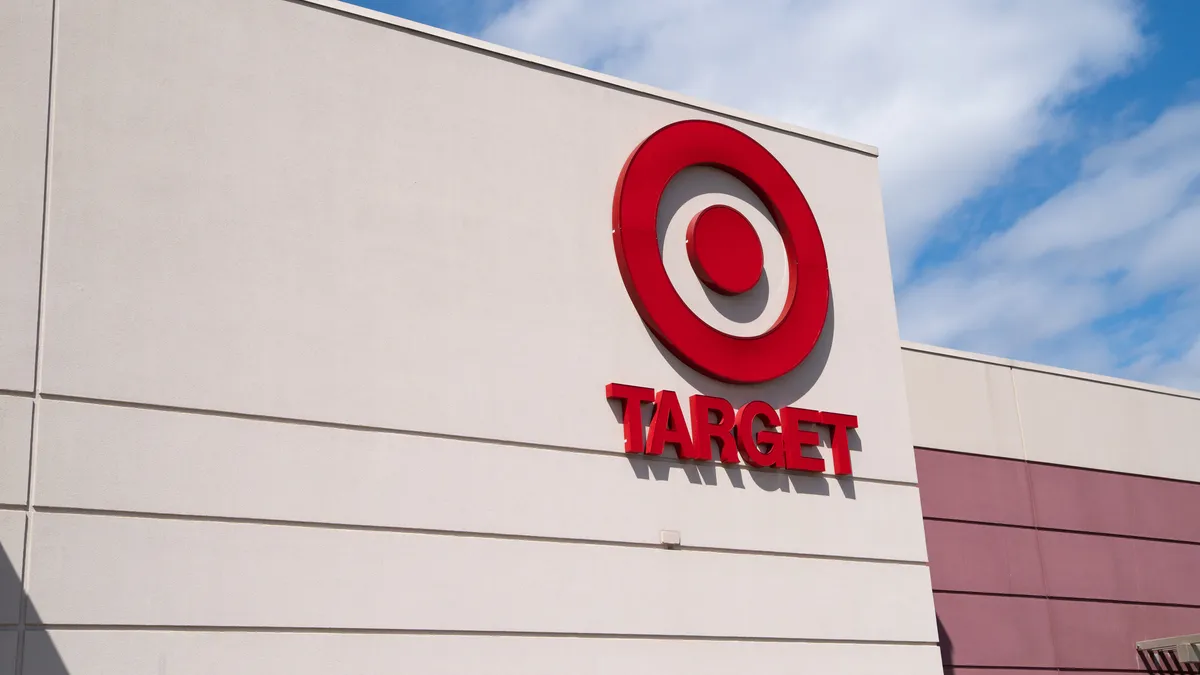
482, 0, 1145, 277
899, 103, 1200, 387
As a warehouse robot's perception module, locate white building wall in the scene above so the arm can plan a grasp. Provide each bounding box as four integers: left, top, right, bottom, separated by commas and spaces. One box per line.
903, 342, 1200, 481
0, 0, 51, 391
0, 399, 32, 507
1, 0, 941, 672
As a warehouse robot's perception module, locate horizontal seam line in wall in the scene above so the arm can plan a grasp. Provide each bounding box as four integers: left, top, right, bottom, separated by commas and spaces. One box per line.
940, 662, 1147, 667
0, 504, 27, 513
0, 389, 34, 398
922, 515, 1200, 547
39, 393, 920, 488
915, 446, 1200, 487
33, 506, 930, 567
283, 0, 876, 156
23, 624, 938, 644
933, 589, 1200, 610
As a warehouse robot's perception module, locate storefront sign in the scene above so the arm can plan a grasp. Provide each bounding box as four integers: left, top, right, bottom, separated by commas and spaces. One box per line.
606, 384, 856, 475
612, 119, 829, 384
608, 121, 856, 474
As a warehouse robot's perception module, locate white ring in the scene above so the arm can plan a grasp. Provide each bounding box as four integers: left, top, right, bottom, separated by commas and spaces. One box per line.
656, 166, 789, 338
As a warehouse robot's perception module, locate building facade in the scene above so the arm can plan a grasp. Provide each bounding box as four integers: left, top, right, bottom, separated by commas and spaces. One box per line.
0, 0, 1196, 673
906, 343, 1200, 674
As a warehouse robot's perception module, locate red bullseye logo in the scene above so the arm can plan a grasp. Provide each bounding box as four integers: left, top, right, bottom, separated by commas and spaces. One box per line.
612, 120, 830, 384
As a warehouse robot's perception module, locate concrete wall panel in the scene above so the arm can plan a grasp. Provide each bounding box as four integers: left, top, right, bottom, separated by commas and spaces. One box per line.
0, 398, 31, 507
904, 345, 1200, 483
34, 400, 928, 563
902, 350, 1023, 459
0, 0, 51, 391
0, 632, 14, 675
0, 512, 26, 625
25, 630, 945, 675
1012, 368, 1200, 482
41, 0, 917, 484
26, 512, 937, 641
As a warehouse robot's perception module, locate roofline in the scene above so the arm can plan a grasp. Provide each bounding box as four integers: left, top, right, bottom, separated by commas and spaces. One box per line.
295, 0, 880, 157
901, 341, 1200, 402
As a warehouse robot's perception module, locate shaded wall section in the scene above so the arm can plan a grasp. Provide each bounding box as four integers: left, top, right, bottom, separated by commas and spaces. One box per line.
917, 448, 1200, 674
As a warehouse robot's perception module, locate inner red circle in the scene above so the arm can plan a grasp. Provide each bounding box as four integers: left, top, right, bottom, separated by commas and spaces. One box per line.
686, 205, 764, 295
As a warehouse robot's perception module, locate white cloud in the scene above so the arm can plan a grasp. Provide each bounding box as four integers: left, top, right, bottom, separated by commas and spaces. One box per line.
981, 104, 1200, 264
482, 0, 1145, 278
899, 102, 1200, 387
1156, 337, 1200, 390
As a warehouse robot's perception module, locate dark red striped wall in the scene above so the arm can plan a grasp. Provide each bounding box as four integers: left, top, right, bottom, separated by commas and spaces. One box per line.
916, 447, 1200, 674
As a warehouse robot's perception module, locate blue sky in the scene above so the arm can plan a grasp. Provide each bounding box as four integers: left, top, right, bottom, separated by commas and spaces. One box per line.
351, 0, 1200, 389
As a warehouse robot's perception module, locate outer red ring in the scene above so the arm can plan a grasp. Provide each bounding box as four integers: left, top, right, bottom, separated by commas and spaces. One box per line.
612, 120, 830, 384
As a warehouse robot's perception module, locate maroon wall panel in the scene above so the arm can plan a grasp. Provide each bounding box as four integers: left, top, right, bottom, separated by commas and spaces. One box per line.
1029, 462, 1200, 543
943, 670, 1055, 675
942, 670, 1059, 675
1129, 476, 1200, 543
935, 593, 1200, 670
1049, 600, 1200, 670
925, 520, 1044, 596
945, 671, 1145, 675
933, 593, 1056, 669
916, 449, 1034, 526
918, 447, 1200, 673
1038, 529, 1200, 605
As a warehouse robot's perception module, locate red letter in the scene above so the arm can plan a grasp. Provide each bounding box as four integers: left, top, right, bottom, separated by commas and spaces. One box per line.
780, 407, 826, 472
646, 390, 695, 458
605, 383, 654, 454
734, 401, 785, 468
822, 412, 858, 476
689, 395, 736, 462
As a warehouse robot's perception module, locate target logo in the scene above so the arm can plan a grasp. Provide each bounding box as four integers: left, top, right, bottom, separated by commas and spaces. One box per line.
612, 119, 830, 385
606, 120, 857, 475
